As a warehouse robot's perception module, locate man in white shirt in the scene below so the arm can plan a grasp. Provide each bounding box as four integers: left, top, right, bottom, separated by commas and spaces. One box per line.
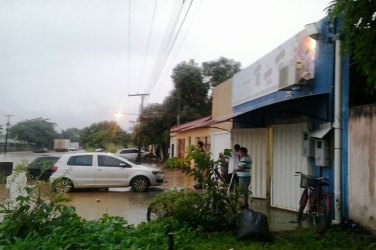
228, 144, 241, 174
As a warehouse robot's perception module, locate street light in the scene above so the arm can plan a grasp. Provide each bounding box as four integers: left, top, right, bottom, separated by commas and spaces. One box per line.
3, 115, 14, 154
115, 112, 140, 132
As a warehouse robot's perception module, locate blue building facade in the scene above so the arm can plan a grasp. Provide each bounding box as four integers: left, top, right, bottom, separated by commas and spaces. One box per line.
229, 16, 349, 218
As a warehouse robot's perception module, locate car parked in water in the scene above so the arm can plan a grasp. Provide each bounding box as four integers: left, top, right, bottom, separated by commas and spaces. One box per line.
116, 148, 148, 161
49, 152, 164, 193
27, 156, 61, 181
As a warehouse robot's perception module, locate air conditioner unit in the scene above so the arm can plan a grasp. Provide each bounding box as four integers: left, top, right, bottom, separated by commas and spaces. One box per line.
278, 62, 308, 90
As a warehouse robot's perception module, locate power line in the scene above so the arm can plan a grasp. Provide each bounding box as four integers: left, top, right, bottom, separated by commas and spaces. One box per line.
128, 0, 132, 90
171, 0, 204, 65
143, 0, 187, 94
144, 0, 195, 101
137, 0, 158, 90
122, 0, 196, 112
148, 0, 204, 103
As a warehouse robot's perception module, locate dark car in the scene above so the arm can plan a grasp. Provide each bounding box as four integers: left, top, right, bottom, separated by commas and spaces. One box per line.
27, 156, 60, 181
32, 148, 48, 153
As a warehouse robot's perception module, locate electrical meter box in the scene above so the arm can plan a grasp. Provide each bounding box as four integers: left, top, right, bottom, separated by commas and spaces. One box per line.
302, 132, 315, 157
315, 139, 329, 166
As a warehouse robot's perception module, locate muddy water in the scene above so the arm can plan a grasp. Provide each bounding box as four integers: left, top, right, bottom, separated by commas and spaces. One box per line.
65, 168, 196, 225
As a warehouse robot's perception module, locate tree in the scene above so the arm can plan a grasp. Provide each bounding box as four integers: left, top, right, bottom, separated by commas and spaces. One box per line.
9, 118, 59, 148
133, 103, 174, 159
80, 121, 131, 151
202, 57, 241, 87
61, 128, 81, 143
171, 60, 211, 124
133, 57, 240, 160
328, 0, 376, 92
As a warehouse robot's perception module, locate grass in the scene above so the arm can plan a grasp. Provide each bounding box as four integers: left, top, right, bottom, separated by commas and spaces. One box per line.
165, 225, 376, 250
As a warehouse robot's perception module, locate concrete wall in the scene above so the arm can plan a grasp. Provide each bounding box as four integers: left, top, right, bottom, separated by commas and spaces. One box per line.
349, 104, 376, 233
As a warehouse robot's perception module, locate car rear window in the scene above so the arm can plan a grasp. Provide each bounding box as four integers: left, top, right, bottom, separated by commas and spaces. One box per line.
98, 155, 129, 167
67, 155, 93, 166
29, 157, 59, 168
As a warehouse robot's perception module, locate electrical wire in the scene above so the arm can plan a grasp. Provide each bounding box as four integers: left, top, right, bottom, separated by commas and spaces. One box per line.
170, 0, 203, 66
143, 0, 188, 95
146, 0, 202, 102
137, 0, 159, 90
128, 0, 131, 91
117, 0, 132, 114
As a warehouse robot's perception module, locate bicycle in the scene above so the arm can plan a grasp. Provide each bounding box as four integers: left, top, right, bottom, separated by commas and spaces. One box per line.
295, 172, 331, 232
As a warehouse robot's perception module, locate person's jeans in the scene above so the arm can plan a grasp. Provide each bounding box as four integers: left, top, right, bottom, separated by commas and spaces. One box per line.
238, 176, 250, 197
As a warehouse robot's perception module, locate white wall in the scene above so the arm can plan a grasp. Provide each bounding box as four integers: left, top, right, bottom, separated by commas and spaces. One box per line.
232, 128, 268, 199
271, 123, 310, 211
210, 131, 231, 161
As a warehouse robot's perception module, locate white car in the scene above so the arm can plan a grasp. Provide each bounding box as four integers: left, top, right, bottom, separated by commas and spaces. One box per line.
49, 152, 164, 193
116, 148, 149, 161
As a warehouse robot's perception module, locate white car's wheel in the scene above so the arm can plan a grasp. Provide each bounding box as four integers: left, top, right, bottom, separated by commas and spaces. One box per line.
131, 176, 150, 192
53, 178, 74, 193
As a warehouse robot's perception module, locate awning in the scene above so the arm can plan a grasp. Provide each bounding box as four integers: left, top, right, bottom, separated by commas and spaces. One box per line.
310, 123, 332, 138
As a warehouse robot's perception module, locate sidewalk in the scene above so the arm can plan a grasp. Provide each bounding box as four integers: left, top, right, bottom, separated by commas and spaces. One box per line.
161, 167, 302, 232
249, 198, 301, 232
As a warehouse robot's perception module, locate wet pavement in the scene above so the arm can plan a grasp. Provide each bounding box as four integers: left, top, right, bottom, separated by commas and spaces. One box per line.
1, 151, 301, 232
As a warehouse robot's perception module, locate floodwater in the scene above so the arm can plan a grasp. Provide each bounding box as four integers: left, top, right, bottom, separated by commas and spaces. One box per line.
65, 168, 196, 225
0, 151, 302, 231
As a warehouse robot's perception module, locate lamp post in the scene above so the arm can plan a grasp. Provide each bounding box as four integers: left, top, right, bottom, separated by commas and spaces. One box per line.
3, 115, 14, 154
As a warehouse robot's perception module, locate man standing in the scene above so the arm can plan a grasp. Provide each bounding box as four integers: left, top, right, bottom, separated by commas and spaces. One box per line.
234, 147, 252, 209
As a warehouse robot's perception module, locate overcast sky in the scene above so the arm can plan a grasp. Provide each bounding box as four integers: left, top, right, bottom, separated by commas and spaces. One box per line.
0, 0, 331, 132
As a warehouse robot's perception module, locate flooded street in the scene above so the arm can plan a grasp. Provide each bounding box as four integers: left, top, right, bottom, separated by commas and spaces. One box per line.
65, 168, 196, 225
1, 151, 300, 231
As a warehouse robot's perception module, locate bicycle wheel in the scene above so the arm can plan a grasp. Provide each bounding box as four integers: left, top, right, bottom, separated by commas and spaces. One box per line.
314, 194, 331, 232
297, 189, 308, 223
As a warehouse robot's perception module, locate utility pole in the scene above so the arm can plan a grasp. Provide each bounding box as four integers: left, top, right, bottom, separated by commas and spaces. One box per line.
128, 93, 149, 113
128, 93, 149, 162
3, 115, 14, 154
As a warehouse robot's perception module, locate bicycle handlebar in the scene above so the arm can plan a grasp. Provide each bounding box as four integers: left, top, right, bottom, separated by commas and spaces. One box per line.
316, 176, 330, 182
294, 172, 330, 185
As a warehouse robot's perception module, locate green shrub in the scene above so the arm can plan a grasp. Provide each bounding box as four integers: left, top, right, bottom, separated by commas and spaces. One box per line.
147, 189, 239, 232
148, 146, 240, 232
0, 179, 136, 249
164, 157, 185, 169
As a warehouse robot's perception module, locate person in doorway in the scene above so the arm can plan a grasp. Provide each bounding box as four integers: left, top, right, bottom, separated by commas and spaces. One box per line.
234, 147, 252, 209
197, 141, 205, 152
193, 141, 206, 189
